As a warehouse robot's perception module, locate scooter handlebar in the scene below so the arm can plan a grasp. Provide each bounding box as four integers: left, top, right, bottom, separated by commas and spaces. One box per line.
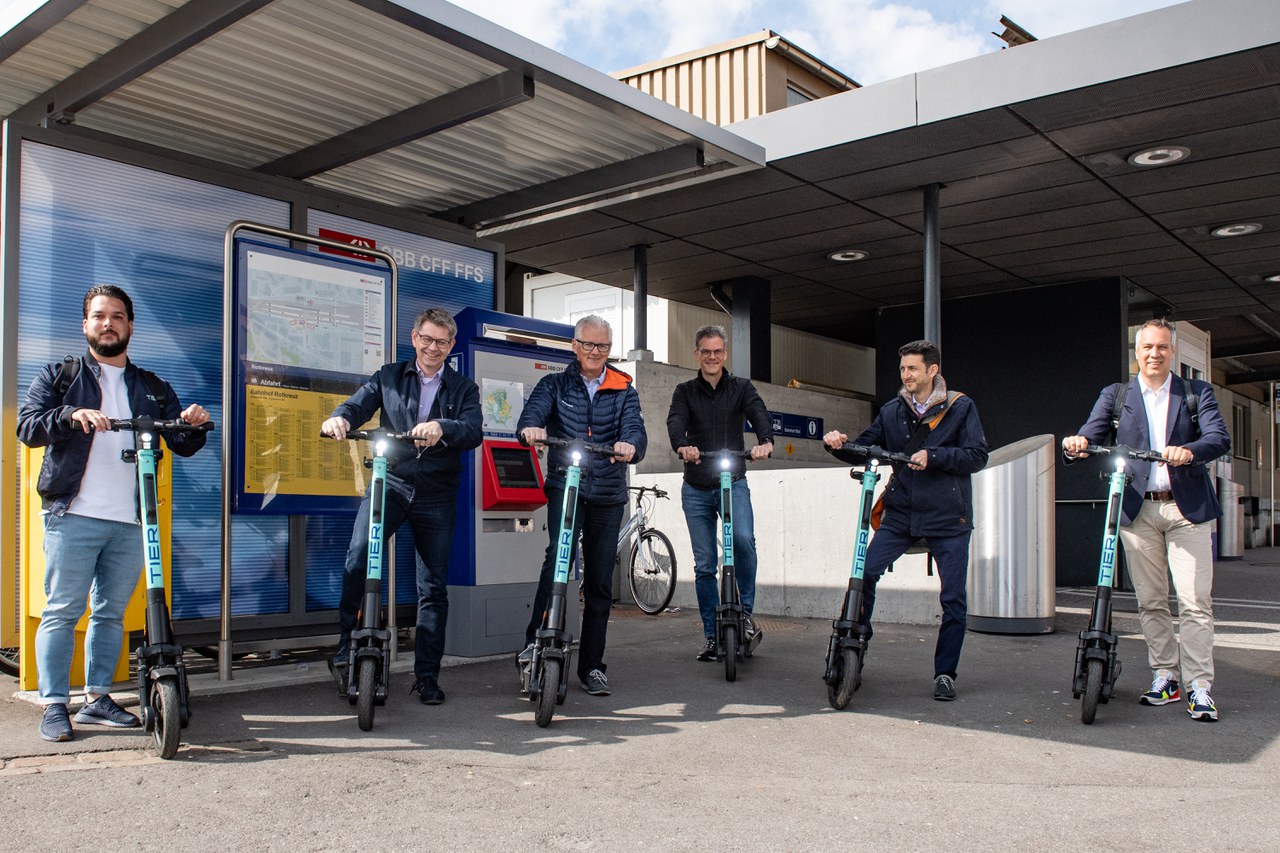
1082, 444, 1169, 464
320, 429, 415, 442
108, 417, 215, 433
826, 443, 915, 467
522, 435, 622, 458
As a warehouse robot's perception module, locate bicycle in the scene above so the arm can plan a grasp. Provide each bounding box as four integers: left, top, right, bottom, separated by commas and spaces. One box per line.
110, 415, 215, 758
520, 435, 621, 727
325, 428, 413, 732
618, 485, 677, 614
822, 443, 914, 710
1070, 443, 1168, 725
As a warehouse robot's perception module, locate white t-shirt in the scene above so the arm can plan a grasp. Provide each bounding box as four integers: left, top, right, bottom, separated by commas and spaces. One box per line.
1140, 373, 1173, 493
68, 364, 138, 524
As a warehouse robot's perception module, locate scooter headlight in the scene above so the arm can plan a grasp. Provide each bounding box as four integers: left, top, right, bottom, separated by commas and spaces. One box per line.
720, 456, 731, 470
375, 439, 388, 455
140, 432, 153, 444
572, 451, 582, 464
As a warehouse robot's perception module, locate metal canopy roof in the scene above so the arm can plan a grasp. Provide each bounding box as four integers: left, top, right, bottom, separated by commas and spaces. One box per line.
0, 0, 762, 229
492, 0, 1280, 386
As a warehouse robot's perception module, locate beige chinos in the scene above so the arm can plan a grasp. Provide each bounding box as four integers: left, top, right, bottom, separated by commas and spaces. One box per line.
1117, 498, 1215, 686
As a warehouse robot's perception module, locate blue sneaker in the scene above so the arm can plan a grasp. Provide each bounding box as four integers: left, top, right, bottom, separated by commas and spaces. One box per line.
39, 703, 73, 742
1187, 681, 1218, 722
1138, 672, 1181, 706
73, 694, 140, 728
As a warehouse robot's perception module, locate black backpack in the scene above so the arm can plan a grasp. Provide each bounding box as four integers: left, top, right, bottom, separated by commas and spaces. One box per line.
54, 355, 169, 412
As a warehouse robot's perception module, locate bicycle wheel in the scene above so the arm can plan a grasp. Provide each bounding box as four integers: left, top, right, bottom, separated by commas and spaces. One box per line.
828, 647, 861, 710
1080, 657, 1104, 725
151, 676, 181, 759
356, 657, 377, 732
535, 658, 561, 728
0, 647, 19, 675
629, 529, 676, 614
722, 624, 738, 683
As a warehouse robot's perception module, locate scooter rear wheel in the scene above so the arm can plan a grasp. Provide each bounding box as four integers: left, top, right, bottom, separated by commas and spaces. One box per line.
722, 624, 738, 682
356, 657, 377, 732
828, 647, 861, 710
1080, 657, 1104, 725
151, 676, 181, 759
535, 658, 561, 728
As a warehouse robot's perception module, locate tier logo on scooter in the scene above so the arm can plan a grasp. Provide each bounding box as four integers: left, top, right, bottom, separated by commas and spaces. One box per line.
145, 526, 164, 586
855, 529, 868, 566
368, 522, 383, 577
722, 522, 734, 564
1099, 536, 1116, 582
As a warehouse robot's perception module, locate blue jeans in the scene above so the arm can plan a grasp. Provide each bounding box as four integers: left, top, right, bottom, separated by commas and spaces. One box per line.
682, 479, 758, 639
36, 512, 142, 704
340, 488, 456, 683
861, 526, 971, 679
525, 486, 625, 681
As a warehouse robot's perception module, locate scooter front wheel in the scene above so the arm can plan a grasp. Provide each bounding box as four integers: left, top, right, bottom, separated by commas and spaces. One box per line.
1080, 657, 1104, 725
828, 647, 861, 710
535, 658, 561, 728
151, 676, 181, 759
722, 624, 739, 682
356, 657, 377, 731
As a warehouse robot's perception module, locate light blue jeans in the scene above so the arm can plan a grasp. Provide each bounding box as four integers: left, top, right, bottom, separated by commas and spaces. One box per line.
36, 512, 141, 704
681, 479, 758, 639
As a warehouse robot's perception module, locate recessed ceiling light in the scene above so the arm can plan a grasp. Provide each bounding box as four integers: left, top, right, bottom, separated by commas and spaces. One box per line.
828, 249, 868, 262
1211, 223, 1263, 238
1265, 273, 1280, 283
1127, 145, 1190, 167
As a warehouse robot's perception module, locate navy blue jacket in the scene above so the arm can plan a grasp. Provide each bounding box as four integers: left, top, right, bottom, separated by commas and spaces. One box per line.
517, 361, 647, 504
1072, 376, 1230, 525
17, 351, 207, 516
854, 391, 989, 538
332, 360, 482, 495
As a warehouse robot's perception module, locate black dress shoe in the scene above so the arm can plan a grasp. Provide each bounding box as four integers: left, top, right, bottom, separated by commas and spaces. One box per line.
412, 677, 445, 705
696, 638, 718, 662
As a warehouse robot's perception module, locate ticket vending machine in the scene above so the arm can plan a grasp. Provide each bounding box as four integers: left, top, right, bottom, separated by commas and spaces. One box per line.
444, 308, 579, 656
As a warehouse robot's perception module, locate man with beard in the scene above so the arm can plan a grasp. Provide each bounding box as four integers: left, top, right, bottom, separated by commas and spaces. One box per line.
18, 285, 210, 742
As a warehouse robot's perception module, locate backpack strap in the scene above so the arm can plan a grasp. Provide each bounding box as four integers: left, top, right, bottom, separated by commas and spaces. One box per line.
136, 366, 170, 413
54, 355, 80, 403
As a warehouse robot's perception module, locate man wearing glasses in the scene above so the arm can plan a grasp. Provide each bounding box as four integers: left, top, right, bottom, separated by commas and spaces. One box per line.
517, 315, 647, 696
321, 308, 481, 706
667, 325, 774, 662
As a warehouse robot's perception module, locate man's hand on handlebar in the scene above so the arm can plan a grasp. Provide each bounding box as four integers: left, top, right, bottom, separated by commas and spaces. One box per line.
823, 429, 848, 450
321, 416, 351, 441
751, 441, 774, 462
1062, 434, 1090, 458
520, 426, 547, 446
411, 420, 444, 448
611, 441, 636, 463
180, 404, 210, 427
677, 446, 701, 465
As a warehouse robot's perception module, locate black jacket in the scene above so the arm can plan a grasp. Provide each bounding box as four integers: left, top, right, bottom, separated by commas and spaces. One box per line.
666, 371, 774, 489
517, 361, 647, 504
331, 359, 482, 496
17, 350, 207, 516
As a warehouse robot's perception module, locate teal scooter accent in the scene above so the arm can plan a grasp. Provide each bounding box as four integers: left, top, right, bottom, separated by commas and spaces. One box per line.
110, 415, 214, 758
822, 443, 914, 710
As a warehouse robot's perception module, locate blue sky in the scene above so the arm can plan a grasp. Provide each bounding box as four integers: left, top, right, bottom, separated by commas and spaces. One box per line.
450, 0, 1187, 84
0, 0, 1187, 86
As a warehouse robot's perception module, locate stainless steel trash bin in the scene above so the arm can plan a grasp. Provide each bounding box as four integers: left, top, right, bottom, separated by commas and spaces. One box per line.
968, 434, 1056, 634
1217, 477, 1244, 560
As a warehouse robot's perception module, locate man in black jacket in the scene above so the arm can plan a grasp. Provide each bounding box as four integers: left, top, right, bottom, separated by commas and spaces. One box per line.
321, 308, 481, 706
667, 325, 773, 661
18, 285, 210, 742
823, 340, 987, 701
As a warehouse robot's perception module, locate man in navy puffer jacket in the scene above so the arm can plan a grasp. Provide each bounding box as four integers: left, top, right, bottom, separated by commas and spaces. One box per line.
517, 315, 647, 697
824, 340, 987, 702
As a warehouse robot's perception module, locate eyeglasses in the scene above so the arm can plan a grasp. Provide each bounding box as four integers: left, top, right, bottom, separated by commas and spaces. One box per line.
414, 331, 453, 350
575, 339, 611, 353
697, 348, 726, 358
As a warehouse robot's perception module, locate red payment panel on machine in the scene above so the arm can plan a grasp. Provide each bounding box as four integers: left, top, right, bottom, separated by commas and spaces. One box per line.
481, 439, 547, 511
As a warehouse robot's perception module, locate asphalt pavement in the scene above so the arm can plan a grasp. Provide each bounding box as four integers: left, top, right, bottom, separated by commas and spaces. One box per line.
2, 549, 1278, 852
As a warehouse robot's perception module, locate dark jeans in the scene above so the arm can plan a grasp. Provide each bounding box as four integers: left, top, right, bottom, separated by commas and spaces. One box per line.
340, 487, 456, 683
861, 526, 971, 679
525, 486, 625, 682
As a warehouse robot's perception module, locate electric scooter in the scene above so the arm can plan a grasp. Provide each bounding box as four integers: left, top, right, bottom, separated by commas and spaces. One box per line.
519, 435, 620, 727
327, 428, 414, 732
822, 443, 914, 710
109, 415, 214, 759
709, 448, 761, 683
1071, 443, 1167, 725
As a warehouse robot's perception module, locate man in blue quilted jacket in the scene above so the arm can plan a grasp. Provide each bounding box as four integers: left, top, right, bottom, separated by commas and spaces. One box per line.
517, 315, 647, 697
823, 339, 988, 701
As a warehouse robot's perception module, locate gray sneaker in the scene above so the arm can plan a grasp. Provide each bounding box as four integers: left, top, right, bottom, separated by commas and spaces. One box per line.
581, 669, 610, 696
933, 674, 956, 702
39, 703, 73, 742
74, 694, 140, 727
